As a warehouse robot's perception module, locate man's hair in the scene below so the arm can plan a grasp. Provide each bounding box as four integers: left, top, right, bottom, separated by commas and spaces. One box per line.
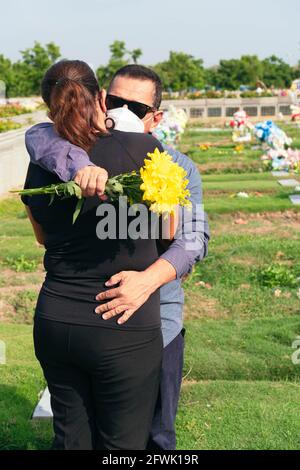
109, 64, 162, 109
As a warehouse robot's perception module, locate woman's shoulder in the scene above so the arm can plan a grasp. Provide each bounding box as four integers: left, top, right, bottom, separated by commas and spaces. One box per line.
24, 162, 62, 188
21, 163, 61, 206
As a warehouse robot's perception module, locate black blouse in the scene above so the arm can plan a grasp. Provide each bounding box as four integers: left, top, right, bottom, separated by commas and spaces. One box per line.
22, 130, 164, 330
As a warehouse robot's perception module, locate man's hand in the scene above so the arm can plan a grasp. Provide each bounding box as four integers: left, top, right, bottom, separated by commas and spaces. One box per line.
94, 271, 155, 325
94, 259, 176, 325
74, 166, 108, 199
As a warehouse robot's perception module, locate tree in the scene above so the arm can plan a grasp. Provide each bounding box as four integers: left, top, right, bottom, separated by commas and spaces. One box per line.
0, 55, 12, 97
2, 42, 61, 97
262, 56, 294, 88
131, 48, 142, 64
96, 41, 143, 87
153, 52, 205, 91
212, 55, 264, 90
16, 41, 61, 96
294, 61, 300, 80
210, 55, 295, 90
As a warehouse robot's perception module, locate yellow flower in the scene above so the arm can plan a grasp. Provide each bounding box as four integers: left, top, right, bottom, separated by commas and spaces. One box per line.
199, 143, 211, 151
140, 148, 191, 215
234, 144, 245, 153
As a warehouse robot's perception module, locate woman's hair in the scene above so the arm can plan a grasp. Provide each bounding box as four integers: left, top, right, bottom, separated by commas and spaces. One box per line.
41, 60, 106, 151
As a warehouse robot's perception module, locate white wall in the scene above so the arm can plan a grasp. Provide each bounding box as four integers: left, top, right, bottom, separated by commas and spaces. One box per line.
0, 128, 30, 197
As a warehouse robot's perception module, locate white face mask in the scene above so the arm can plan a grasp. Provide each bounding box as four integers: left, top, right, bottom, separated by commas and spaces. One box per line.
105, 107, 145, 133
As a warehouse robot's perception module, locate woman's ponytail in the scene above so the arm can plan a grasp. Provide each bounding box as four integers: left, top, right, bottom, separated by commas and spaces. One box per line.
41, 60, 106, 151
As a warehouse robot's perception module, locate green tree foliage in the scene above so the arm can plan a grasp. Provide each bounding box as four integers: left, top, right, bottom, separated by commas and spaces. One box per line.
262, 55, 294, 88
153, 51, 205, 91
96, 41, 143, 87
0, 55, 12, 96
211, 55, 295, 90
0, 42, 60, 97
211, 55, 264, 90
294, 61, 300, 80
0, 40, 298, 96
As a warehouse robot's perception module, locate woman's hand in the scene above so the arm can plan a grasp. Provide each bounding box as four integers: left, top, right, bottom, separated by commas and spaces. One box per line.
74, 166, 108, 199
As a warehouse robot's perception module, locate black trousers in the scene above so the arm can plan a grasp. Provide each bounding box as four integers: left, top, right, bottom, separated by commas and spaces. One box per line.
33, 316, 163, 450
147, 328, 185, 450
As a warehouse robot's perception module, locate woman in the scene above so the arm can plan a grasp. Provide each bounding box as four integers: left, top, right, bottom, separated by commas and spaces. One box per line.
21, 60, 168, 450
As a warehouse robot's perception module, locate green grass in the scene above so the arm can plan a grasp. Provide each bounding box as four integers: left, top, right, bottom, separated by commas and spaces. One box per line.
0, 198, 44, 265
1, 319, 300, 450
178, 123, 300, 175
177, 380, 300, 450
184, 317, 300, 382
184, 232, 300, 319
9, 290, 37, 324
0, 120, 22, 134
201, 170, 300, 214
0, 104, 32, 118
0, 197, 27, 218
203, 177, 280, 192
0, 324, 52, 450
204, 194, 299, 214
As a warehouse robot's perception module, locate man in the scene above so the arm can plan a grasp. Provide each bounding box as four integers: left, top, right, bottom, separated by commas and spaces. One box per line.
25, 64, 210, 450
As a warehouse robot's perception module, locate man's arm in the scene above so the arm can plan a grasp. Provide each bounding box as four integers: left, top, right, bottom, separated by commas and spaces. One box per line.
159, 145, 210, 278
26, 123, 209, 323
96, 148, 210, 324
25, 123, 108, 197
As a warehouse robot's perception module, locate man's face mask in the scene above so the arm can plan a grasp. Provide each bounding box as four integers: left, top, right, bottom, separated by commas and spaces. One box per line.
105, 107, 145, 133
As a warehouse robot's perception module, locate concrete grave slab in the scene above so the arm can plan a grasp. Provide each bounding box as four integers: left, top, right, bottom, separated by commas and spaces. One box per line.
277, 179, 300, 187
272, 171, 290, 177
290, 195, 300, 205
32, 387, 53, 419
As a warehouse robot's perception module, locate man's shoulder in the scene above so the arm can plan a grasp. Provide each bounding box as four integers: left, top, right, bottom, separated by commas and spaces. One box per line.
114, 130, 161, 144
112, 130, 164, 153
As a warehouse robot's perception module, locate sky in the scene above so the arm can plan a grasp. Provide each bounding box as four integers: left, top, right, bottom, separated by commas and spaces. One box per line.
1, 0, 300, 69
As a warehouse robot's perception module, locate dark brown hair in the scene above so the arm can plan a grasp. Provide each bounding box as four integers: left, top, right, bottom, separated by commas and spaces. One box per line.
41, 60, 106, 151
109, 64, 162, 109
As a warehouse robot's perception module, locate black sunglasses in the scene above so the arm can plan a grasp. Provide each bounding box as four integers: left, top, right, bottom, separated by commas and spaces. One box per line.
106, 94, 156, 120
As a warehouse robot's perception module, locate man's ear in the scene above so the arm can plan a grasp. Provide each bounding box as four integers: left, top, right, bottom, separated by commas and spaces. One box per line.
99, 89, 107, 113
149, 111, 164, 132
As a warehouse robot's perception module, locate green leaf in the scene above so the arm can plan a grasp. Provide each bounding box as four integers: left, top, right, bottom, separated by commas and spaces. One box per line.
73, 198, 85, 224
48, 194, 55, 206
73, 183, 83, 199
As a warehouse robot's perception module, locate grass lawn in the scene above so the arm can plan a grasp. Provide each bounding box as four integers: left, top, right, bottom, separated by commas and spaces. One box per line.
0, 122, 300, 450
179, 123, 300, 175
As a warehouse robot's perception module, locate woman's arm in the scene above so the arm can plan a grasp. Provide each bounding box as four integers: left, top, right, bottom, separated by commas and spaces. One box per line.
25, 206, 45, 246
25, 123, 108, 197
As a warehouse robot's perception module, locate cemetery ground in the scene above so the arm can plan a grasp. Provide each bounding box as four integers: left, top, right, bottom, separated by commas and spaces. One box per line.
0, 123, 300, 450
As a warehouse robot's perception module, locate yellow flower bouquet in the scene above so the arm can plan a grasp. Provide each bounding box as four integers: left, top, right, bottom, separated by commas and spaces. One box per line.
12, 148, 191, 224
